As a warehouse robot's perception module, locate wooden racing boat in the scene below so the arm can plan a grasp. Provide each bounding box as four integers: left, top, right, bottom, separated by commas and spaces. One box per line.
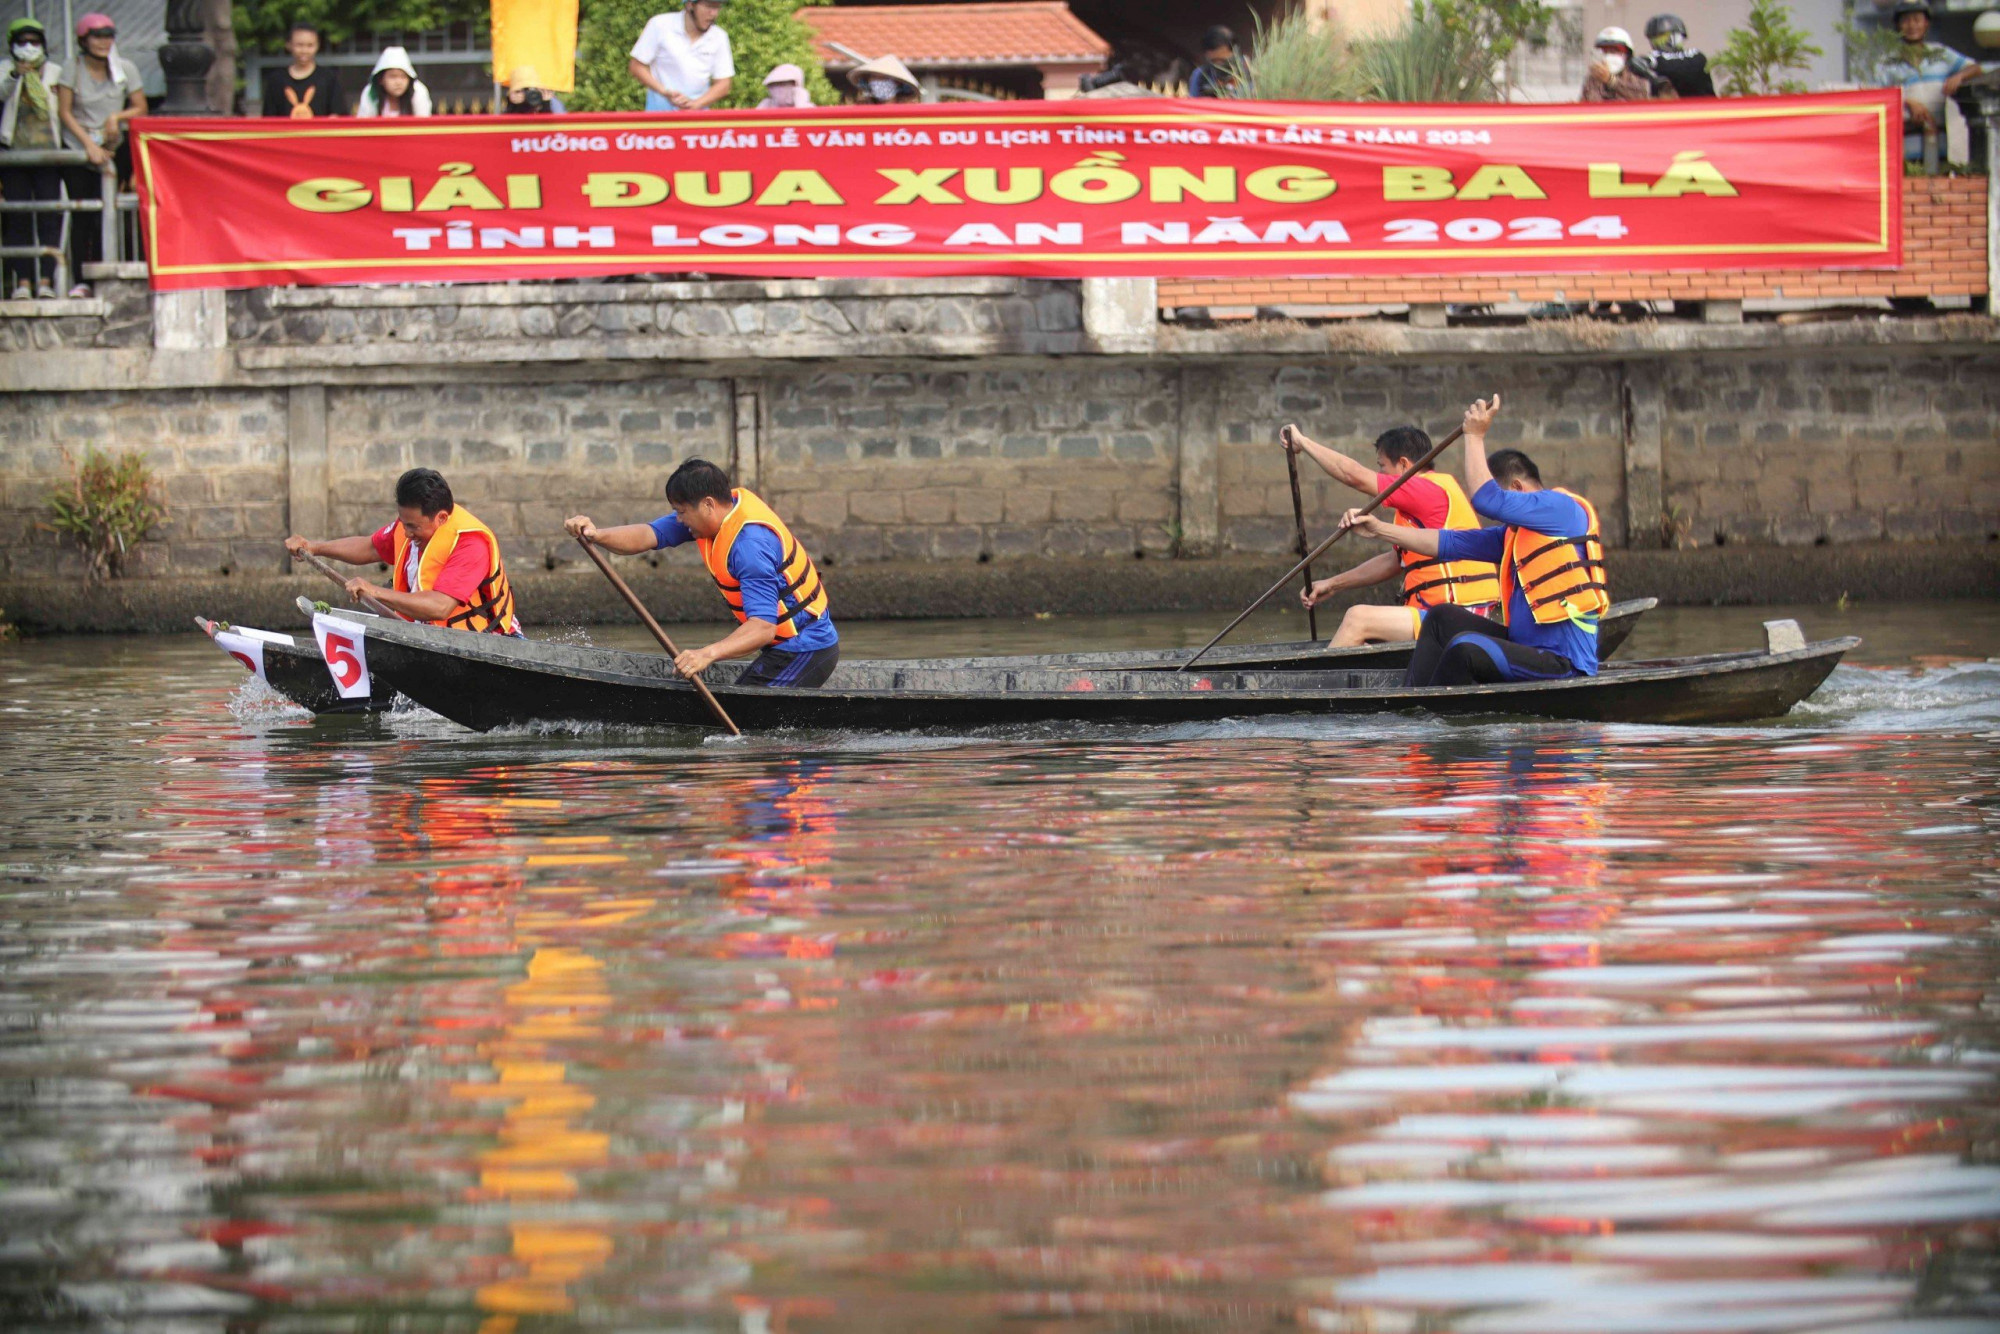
338, 614, 1854, 734
859, 597, 1658, 673
196, 616, 396, 714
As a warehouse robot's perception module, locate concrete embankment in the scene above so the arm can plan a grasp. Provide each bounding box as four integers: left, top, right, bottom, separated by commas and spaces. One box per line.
3, 541, 1993, 635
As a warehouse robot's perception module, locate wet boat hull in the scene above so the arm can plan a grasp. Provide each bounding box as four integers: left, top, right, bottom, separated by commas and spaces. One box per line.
348, 617, 1855, 734
860, 597, 1657, 674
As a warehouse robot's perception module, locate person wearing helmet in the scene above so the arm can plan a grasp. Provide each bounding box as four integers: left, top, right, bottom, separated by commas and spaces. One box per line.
1882, 0, 1979, 163
1582, 26, 1674, 101
1, 16, 64, 298
1638, 14, 1716, 97
55, 12, 144, 295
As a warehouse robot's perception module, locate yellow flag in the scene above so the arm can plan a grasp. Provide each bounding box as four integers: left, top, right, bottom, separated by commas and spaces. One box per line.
491, 0, 579, 94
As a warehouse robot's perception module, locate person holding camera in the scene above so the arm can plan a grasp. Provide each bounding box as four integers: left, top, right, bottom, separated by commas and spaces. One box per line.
502, 65, 565, 115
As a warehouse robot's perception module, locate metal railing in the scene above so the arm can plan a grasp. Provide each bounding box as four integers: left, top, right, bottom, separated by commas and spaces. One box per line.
0, 148, 124, 295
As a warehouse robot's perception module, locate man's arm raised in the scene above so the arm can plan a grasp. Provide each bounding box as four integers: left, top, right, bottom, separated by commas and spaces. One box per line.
1461, 394, 1499, 494
1281, 424, 1380, 495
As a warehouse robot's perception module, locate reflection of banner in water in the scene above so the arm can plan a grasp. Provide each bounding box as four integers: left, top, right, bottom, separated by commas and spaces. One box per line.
131, 94, 1899, 290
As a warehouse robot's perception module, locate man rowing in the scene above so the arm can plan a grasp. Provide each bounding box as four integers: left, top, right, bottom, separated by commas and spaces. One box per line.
564, 459, 840, 687
1342, 394, 1610, 685
1281, 420, 1500, 645
285, 467, 522, 635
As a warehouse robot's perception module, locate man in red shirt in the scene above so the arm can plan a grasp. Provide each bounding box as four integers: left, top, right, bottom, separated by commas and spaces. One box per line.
285, 468, 522, 635
1281, 415, 1501, 646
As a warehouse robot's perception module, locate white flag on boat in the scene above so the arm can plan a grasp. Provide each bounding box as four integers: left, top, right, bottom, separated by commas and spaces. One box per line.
312, 613, 373, 700
211, 630, 267, 681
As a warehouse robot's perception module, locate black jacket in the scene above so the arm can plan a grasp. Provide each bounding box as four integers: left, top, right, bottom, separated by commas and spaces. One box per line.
1640, 47, 1715, 98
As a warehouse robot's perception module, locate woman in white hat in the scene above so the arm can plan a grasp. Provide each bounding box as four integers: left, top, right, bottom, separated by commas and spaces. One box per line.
356, 46, 433, 117
758, 62, 812, 108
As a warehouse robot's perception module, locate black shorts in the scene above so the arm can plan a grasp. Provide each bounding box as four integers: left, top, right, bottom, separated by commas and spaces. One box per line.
734, 642, 841, 689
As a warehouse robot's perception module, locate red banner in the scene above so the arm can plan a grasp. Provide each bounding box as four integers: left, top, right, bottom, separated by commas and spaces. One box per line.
132, 94, 1899, 291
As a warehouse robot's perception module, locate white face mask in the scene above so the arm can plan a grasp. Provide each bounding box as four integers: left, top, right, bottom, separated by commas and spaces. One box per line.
12, 42, 44, 63
1599, 51, 1627, 74
767, 84, 799, 107
866, 77, 900, 102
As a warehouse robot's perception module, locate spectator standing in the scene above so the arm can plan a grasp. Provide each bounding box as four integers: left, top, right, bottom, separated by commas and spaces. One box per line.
1188, 26, 1235, 97
849, 54, 921, 104
502, 66, 566, 114
1639, 14, 1715, 96
1582, 26, 1674, 100
629, 2, 734, 112
757, 63, 811, 108
260, 23, 347, 118
54, 12, 141, 296
1882, 0, 1977, 164
355, 47, 433, 117
2, 17, 63, 298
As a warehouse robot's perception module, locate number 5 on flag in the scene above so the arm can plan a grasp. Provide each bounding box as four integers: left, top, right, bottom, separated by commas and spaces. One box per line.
312, 613, 373, 699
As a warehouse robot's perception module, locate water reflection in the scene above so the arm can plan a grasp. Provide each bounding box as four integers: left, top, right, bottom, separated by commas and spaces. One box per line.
0, 616, 1996, 1330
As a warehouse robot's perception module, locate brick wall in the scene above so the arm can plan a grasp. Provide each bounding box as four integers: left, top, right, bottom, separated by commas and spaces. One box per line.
760, 366, 1180, 565
0, 390, 289, 578
1159, 176, 1989, 315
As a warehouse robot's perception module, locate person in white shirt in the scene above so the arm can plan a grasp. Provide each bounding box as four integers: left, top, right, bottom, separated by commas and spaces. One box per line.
629, 1, 734, 112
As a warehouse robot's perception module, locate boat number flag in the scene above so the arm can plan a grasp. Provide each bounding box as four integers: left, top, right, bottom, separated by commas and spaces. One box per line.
212, 629, 268, 680
312, 614, 373, 700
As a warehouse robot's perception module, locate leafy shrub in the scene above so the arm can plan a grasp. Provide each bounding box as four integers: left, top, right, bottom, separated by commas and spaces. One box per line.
1225, 6, 1501, 104
1712, 0, 1823, 95
234, 0, 487, 53
573, 0, 838, 112
1224, 9, 1361, 102
1356, 17, 1500, 103
44, 448, 168, 583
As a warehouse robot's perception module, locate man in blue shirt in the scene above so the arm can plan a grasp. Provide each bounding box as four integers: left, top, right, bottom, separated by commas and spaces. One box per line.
1881, 0, 1978, 164
564, 459, 840, 688
1344, 394, 1609, 687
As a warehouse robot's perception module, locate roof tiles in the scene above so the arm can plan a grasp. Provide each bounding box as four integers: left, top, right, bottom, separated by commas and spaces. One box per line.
800, 2, 1112, 68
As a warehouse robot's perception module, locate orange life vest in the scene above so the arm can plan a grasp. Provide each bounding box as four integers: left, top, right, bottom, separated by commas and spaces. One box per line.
1498, 487, 1611, 627
697, 488, 829, 639
1391, 470, 1502, 610
389, 504, 521, 635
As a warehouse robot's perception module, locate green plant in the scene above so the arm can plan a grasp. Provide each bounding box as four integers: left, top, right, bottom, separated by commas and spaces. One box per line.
572, 0, 838, 112
1712, 0, 1823, 95
1838, 17, 1904, 85
1417, 0, 1558, 93
234, 0, 487, 53
1224, 9, 1361, 102
1356, 16, 1501, 103
43, 448, 168, 583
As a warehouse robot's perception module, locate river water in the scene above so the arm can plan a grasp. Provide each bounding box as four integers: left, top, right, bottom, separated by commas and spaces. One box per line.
2, 603, 1997, 1331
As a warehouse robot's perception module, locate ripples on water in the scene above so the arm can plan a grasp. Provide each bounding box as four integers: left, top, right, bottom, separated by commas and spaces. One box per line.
1, 612, 1997, 1332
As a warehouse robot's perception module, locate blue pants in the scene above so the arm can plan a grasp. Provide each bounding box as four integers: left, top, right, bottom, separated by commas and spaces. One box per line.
735, 642, 840, 689
1404, 604, 1574, 687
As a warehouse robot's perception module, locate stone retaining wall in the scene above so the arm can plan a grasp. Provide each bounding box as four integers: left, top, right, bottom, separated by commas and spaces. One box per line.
1, 279, 1994, 590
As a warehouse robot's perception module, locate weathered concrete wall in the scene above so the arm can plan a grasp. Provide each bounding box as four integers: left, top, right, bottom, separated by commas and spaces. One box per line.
1, 280, 1995, 595
1658, 351, 2000, 546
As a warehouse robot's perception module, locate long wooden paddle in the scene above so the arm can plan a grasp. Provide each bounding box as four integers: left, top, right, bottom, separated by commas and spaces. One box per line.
293, 548, 412, 621
1180, 424, 1467, 671
575, 535, 741, 737
1281, 429, 1319, 641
